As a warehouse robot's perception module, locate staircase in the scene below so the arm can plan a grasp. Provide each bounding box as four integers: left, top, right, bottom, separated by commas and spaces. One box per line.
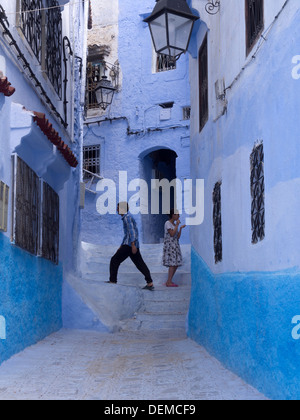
71, 242, 191, 333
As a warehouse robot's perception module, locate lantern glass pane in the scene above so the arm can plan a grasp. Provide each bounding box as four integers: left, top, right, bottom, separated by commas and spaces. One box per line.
149, 13, 168, 52
95, 79, 115, 109
167, 13, 193, 51
104, 90, 114, 104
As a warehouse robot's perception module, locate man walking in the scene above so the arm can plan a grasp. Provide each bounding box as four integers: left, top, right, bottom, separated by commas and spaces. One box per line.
107, 202, 154, 290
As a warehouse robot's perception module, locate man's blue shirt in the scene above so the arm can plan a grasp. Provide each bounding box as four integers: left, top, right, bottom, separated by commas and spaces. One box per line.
121, 213, 140, 248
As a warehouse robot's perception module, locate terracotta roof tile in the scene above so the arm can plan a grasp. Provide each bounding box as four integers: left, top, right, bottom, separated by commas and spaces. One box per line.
33, 112, 78, 168
0, 76, 16, 97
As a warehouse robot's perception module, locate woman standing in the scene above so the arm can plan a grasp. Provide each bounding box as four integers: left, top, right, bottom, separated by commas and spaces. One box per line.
163, 209, 186, 287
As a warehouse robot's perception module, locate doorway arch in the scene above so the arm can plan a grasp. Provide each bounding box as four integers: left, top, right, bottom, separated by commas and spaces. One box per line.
140, 147, 178, 244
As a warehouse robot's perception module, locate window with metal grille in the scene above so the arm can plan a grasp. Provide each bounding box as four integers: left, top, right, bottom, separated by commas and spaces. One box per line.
86, 62, 102, 110
213, 181, 222, 264
0, 181, 9, 232
14, 156, 40, 256
19, 0, 43, 64
182, 106, 191, 120
83, 145, 101, 179
250, 142, 265, 244
19, 0, 63, 97
245, 0, 264, 55
42, 182, 59, 265
156, 54, 176, 73
44, 0, 62, 98
199, 35, 208, 132
12, 156, 60, 263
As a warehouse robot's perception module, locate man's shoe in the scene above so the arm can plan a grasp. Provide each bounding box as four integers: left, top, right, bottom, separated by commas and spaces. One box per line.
105, 281, 117, 284
143, 285, 155, 291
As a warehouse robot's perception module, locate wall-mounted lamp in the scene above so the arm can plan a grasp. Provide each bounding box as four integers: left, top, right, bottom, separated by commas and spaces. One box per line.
144, 0, 199, 61
90, 60, 119, 111
94, 75, 116, 111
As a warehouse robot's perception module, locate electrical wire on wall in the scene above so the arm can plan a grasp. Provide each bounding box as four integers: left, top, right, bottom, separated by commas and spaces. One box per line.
225, 0, 290, 93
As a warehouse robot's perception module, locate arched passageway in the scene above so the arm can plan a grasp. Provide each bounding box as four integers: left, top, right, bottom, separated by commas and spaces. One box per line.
140, 148, 178, 244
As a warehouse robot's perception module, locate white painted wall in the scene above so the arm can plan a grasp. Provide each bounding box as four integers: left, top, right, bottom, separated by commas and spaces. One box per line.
189, 0, 300, 274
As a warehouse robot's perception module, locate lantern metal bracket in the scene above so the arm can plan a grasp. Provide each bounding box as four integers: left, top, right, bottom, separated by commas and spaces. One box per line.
205, 1, 220, 15
102, 60, 120, 91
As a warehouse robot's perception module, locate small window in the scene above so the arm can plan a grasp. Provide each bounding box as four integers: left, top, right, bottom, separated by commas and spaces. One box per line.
182, 106, 191, 120
250, 142, 265, 244
83, 145, 101, 179
86, 62, 103, 110
0, 181, 9, 232
199, 35, 208, 132
245, 0, 264, 56
213, 181, 222, 264
12, 156, 60, 264
156, 54, 176, 73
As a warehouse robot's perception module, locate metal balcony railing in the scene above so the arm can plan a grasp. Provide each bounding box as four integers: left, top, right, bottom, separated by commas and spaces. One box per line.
83, 169, 103, 194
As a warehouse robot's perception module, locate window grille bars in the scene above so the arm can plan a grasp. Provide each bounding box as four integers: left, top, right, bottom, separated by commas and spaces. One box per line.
20, 0, 63, 98
213, 181, 222, 264
246, 0, 264, 55
156, 54, 176, 73
250, 142, 265, 244
86, 62, 102, 110
13, 156, 60, 264
199, 35, 208, 132
83, 145, 101, 179
45, 0, 62, 98
20, 0, 43, 64
42, 182, 59, 264
15, 157, 40, 256
0, 5, 65, 126
182, 106, 191, 121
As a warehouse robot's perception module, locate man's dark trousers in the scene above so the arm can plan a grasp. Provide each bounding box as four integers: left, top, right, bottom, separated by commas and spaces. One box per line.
110, 245, 153, 284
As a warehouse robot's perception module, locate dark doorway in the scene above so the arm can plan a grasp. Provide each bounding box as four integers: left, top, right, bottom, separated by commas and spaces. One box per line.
141, 148, 177, 244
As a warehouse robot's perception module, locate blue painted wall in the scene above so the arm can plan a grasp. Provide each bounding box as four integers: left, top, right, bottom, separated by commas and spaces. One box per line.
82, 0, 191, 246
188, 248, 300, 400
0, 234, 63, 364
62, 280, 109, 333
0, 1, 88, 361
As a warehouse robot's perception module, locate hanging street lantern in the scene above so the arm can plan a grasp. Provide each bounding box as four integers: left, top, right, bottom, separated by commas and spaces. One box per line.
144, 0, 199, 61
94, 76, 116, 110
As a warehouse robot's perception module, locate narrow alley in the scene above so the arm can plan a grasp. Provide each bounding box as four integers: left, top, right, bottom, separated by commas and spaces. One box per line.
0, 324, 266, 400
0, 243, 266, 400
2, 0, 300, 401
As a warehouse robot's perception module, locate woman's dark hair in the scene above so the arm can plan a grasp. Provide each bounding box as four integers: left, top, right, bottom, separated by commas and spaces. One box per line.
169, 209, 176, 219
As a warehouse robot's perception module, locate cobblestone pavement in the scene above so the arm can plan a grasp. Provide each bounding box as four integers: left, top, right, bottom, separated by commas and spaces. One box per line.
0, 328, 267, 400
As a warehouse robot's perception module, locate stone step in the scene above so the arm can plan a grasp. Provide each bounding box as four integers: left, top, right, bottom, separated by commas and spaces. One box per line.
142, 285, 191, 300
72, 241, 192, 334
81, 262, 190, 274
81, 272, 191, 287
142, 298, 190, 313
80, 243, 191, 268
81, 242, 191, 254
121, 312, 187, 332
